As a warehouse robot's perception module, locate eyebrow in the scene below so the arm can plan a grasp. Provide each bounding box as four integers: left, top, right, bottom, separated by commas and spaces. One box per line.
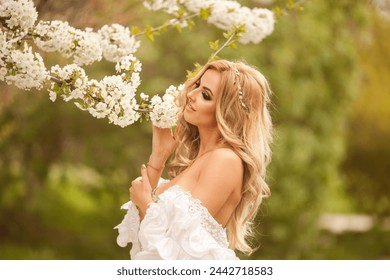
197, 76, 214, 97
203, 86, 214, 96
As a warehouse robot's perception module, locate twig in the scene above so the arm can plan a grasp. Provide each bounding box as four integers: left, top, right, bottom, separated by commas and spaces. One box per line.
50, 76, 66, 87
208, 30, 237, 62
134, 13, 198, 37
280, 0, 306, 15
135, 108, 152, 113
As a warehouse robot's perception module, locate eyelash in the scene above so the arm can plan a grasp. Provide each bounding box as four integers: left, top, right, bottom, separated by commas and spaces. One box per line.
194, 81, 211, 100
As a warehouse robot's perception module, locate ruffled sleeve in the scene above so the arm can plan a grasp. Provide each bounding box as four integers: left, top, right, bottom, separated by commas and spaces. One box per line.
114, 178, 169, 258
114, 183, 238, 260
114, 201, 141, 257
134, 186, 238, 260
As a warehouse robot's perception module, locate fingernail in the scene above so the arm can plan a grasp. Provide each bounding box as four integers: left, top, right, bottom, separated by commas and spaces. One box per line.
141, 164, 146, 170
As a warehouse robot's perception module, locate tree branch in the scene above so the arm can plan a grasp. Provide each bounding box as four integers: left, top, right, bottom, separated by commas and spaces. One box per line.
208, 30, 237, 62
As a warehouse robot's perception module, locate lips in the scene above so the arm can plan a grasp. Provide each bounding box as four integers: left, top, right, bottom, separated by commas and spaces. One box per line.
186, 102, 196, 111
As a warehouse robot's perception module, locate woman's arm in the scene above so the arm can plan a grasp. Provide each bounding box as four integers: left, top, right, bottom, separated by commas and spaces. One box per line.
147, 126, 179, 189
130, 126, 179, 219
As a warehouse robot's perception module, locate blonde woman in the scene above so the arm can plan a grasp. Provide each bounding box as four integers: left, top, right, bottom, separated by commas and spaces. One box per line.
115, 59, 273, 259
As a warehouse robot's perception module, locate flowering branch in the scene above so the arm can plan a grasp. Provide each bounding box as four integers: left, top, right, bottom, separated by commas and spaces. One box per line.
1, 0, 277, 128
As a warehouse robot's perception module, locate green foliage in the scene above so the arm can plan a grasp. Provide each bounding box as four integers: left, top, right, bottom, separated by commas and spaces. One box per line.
342, 13, 390, 218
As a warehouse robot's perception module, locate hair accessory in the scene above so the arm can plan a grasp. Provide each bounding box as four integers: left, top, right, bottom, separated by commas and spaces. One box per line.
233, 67, 249, 113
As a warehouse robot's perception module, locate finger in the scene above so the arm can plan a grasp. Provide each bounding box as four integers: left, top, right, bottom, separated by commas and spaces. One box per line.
140, 164, 150, 186
131, 176, 142, 185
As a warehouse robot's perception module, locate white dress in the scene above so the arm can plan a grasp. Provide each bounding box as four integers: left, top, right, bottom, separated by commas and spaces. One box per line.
114, 185, 238, 260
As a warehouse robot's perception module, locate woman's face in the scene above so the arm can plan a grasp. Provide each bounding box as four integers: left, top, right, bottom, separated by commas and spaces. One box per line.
184, 69, 221, 128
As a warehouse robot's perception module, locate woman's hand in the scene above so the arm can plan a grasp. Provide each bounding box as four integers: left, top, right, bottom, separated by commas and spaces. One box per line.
149, 125, 180, 166
129, 164, 153, 220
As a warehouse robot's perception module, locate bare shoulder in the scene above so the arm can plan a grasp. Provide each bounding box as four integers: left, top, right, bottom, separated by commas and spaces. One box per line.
192, 147, 243, 217
204, 148, 242, 169
197, 147, 243, 190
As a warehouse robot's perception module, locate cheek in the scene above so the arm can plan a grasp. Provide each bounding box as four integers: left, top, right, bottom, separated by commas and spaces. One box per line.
202, 105, 217, 122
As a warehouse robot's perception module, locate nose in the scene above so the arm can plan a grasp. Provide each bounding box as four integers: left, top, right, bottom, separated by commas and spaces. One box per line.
187, 89, 196, 102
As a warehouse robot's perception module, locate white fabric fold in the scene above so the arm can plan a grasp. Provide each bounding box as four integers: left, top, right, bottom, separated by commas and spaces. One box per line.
115, 185, 238, 260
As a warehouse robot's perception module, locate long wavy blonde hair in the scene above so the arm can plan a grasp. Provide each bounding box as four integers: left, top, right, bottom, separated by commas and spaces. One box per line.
168, 59, 273, 255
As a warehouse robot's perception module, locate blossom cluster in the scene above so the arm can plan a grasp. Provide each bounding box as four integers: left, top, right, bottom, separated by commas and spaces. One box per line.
0, 33, 48, 90
0, 0, 37, 39
146, 84, 183, 128
49, 55, 142, 128
143, 0, 275, 44
33, 21, 101, 66
33, 21, 140, 66
99, 24, 141, 63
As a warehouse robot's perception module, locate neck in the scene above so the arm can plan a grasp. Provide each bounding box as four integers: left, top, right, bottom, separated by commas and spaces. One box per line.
197, 126, 223, 157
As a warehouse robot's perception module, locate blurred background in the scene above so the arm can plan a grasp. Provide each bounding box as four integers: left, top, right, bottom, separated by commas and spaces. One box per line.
0, 0, 389, 259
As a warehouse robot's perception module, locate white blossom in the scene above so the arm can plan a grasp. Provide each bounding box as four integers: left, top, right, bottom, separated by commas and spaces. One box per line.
98, 24, 141, 63
143, 0, 275, 45
49, 62, 141, 127
33, 20, 102, 65
140, 92, 149, 101
33, 21, 74, 53
49, 64, 88, 108
143, 0, 181, 15
0, 0, 38, 39
49, 91, 57, 102
237, 7, 275, 44
183, 0, 215, 14
207, 1, 274, 44
1, 42, 48, 90
149, 84, 182, 128
115, 54, 142, 73
73, 28, 102, 65
0, 30, 8, 80
98, 75, 141, 127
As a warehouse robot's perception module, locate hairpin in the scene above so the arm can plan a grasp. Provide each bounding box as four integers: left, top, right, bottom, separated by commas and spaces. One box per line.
233, 67, 249, 113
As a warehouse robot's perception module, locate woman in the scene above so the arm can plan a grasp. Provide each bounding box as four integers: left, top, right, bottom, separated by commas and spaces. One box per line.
115, 59, 273, 259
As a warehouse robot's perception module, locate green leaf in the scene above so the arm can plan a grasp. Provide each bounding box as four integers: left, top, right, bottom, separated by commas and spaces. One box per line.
186, 62, 203, 79
209, 39, 220, 51
175, 24, 182, 33
187, 19, 195, 30
177, 8, 186, 18
53, 82, 60, 93
228, 42, 237, 49
273, 6, 283, 16
130, 25, 140, 35
200, 7, 211, 20
145, 25, 154, 42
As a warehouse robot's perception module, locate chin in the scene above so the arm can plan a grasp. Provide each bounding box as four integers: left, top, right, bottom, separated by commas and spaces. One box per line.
183, 112, 196, 126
